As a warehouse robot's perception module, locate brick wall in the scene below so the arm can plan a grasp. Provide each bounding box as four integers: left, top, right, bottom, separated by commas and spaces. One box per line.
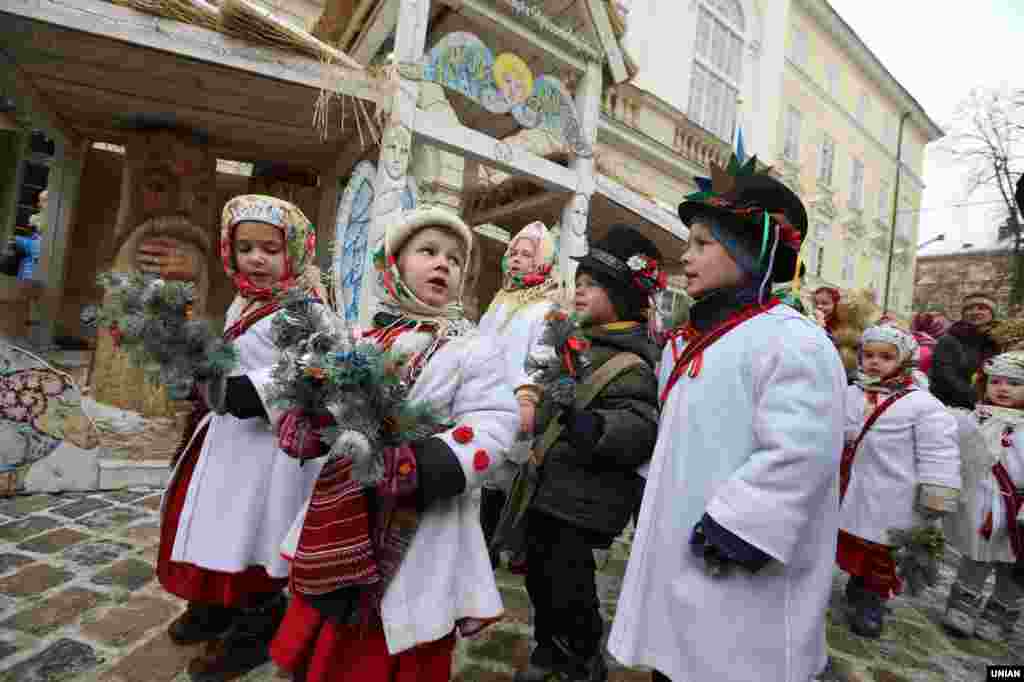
913, 250, 1015, 318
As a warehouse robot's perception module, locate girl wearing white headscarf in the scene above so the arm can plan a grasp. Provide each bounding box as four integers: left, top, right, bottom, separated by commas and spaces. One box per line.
943, 351, 1024, 643
270, 207, 518, 682
476, 221, 560, 555
837, 324, 960, 639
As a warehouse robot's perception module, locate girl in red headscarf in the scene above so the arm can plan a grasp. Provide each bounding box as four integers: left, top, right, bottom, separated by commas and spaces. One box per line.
157, 195, 327, 681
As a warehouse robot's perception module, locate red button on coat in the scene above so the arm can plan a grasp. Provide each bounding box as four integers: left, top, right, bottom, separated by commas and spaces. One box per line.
453, 425, 474, 444
473, 450, 490, 471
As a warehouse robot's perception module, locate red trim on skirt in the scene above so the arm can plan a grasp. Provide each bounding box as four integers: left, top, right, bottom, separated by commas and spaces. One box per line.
270, 593, 456, 682
836, 530, 903, 599
157, 424, 287, 607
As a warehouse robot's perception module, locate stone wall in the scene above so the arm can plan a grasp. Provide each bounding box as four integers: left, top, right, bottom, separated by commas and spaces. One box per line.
913, 250, 1015, 318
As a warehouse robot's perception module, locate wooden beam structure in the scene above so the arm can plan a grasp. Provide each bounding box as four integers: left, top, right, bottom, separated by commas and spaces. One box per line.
0, 48, 82, 146
595, 173, 688, 243
413, 108, 579, 193
466, 190, 565, 226
1, 0, 391, 106
583, 0, 628, 84
349, 0, 400, 64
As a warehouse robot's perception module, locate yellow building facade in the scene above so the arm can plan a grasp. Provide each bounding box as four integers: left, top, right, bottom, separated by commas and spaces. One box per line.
776, 0, 942, 315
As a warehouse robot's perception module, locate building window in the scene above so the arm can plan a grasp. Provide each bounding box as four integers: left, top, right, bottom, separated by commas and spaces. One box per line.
783, 106, 802, 162
815, 245, 825, 277
807, 223, 829, 278
877, 179, 890, 221
689, 0, 744, 143
825, 63, 840, 99
897, 201, 914, 241
857, 92, 871, 125
818, 135, 835, 186
842, 248, 855, 284
850, 157, 864, 210
804, 240, 818, 276
791, 26, 808, 67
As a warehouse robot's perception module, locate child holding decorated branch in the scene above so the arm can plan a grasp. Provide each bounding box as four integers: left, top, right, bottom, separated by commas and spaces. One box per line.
514, 225, 662, 682
943, 351, 1024, 643
269, 207, 519, 682
609, 157, 846, 682
157, 195, 327, 682
838, 325, 960, 639
477, 220, 560, 562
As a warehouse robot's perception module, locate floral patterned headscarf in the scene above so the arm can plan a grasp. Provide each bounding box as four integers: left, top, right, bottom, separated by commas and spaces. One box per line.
501, 221, 557, 291
855, 324, 920, 393
221, 194, 323, 302
370, 207, 475, 332
485, 221, 560, 323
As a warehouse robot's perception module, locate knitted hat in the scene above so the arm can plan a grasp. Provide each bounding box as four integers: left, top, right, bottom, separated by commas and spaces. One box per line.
984, 350, 1024, 381
573, 224, 665, 321
962, 292, 998, 316
678, 154, 807, 283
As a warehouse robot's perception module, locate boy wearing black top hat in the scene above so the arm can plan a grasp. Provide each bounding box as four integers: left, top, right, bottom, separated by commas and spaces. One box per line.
607, 157, 846, 682
515, 225, 664, 682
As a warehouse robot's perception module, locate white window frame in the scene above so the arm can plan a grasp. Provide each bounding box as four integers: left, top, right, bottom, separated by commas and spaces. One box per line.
826, 63, 840, 99
689, 0, 745, 143
877, 179, 890, 221
818, 135, 835, 187
856, 92, 870, 125
850, 157, 864, 210
841, 249, 855, 284
791, 26, 808, 68
783, 106, 802, 162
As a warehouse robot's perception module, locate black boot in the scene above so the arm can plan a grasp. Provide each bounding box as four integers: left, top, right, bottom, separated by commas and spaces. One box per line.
514, 642, 566, 682
849, 590, 885, 639
549, 634, 609, 682
168, 603, 238, 645
187, 592, 287, 681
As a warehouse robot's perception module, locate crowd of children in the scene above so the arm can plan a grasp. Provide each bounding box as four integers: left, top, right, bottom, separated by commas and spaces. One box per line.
152, 158, 1024, 682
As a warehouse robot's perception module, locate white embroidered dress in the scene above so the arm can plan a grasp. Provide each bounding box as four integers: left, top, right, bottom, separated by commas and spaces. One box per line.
162, 298, 324, 578
281, 328, 520, 654
608, 306, 846, 682
477, 297, 556, 489
945, 406, 1024, 564
839, 384, 960, 545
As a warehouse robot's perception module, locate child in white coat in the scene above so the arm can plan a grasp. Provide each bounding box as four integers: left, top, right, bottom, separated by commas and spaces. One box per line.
609, 160, 847, 682
268, 207, 519, 682
943, 350, 1024, 642
477, 221, 559, 561
157, 195, 326, 681
838, 324, 960, 639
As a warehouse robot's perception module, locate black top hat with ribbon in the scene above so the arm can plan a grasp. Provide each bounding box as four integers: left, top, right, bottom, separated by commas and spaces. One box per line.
573, 225, 666, 321
678, 154, 808, 283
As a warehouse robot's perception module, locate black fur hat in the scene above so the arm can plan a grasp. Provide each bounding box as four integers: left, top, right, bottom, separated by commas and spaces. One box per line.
573, 225, 663, 321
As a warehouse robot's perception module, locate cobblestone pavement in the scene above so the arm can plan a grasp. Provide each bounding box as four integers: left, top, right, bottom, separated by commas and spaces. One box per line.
0, 490, 1015, 682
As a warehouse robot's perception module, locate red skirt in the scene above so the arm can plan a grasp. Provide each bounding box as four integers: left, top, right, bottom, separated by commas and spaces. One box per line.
836, 530, 903, 599
157, 424, 288, 607
270, 594, 456, 682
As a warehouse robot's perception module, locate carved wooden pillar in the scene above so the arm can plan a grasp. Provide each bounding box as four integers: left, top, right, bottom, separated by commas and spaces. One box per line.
558, 60, 603, 295
90, 129, 217, 417
359, 0, 429, 327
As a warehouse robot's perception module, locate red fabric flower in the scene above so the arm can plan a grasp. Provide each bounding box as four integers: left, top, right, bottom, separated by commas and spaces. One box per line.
473, 450, 490, 471
453, 425, 474, 444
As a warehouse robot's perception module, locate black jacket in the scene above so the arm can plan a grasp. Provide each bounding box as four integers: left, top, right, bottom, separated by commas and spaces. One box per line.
929, 321, 998, 409
529, 323, 660, 541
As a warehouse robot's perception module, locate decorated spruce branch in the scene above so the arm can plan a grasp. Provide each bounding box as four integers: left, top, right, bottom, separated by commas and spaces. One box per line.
524, 305, 592, 433
265, 292, 448, 484
96, 272, 239, 401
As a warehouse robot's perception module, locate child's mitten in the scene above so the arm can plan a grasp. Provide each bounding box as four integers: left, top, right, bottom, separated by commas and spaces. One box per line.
278, 408, 334, 460
689, 513, 773, 577
376, 443, 418, 499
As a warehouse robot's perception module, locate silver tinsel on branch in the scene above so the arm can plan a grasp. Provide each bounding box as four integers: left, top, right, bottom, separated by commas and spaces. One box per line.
266, 291, 448, 484
96, 272, 239, 400
524, 305, 592, 433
